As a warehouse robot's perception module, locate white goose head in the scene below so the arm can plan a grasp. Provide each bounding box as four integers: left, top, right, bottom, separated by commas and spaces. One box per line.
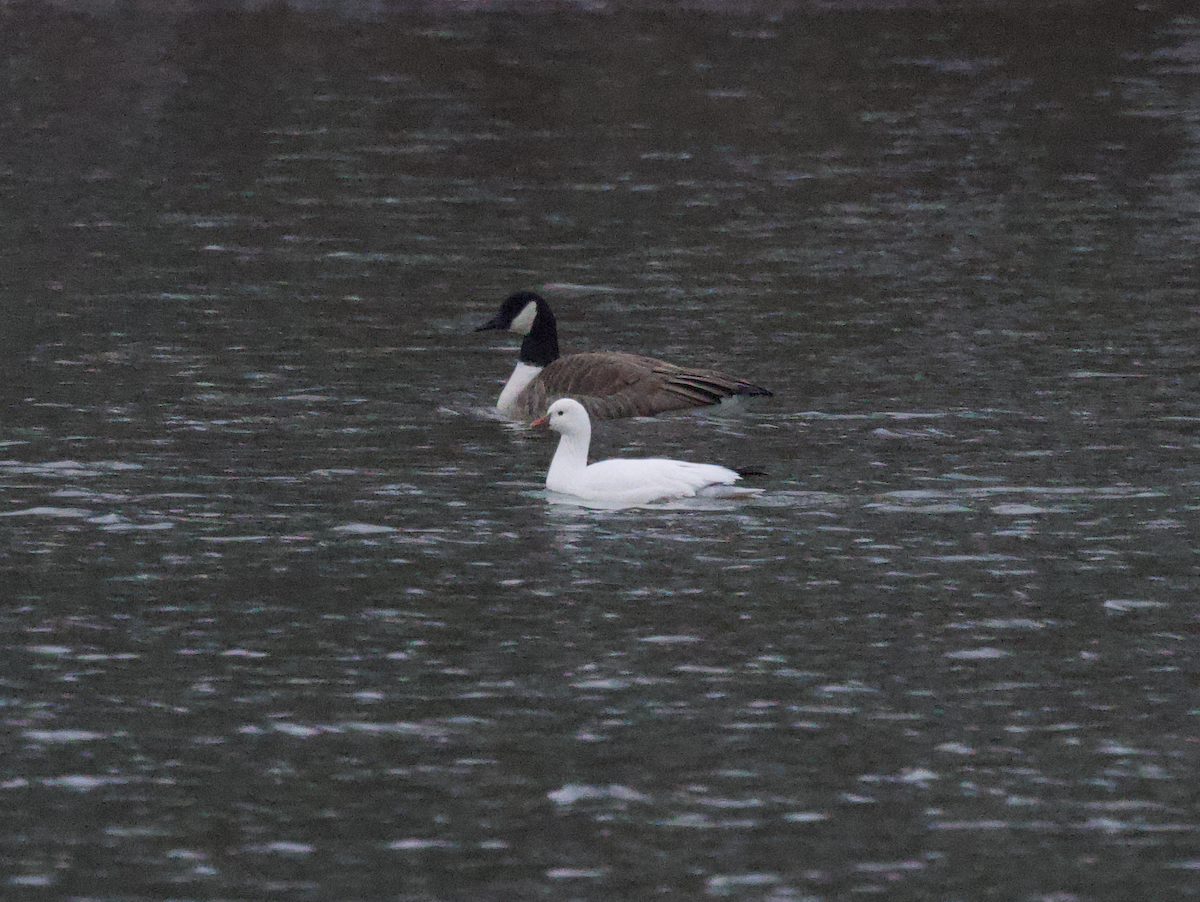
532, 397, 591, 439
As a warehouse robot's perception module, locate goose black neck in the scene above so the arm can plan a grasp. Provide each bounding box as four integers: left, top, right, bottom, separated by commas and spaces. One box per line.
518, 299, 560, 367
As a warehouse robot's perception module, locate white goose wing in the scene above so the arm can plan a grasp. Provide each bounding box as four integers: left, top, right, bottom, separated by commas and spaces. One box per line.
567, 458, 740, 504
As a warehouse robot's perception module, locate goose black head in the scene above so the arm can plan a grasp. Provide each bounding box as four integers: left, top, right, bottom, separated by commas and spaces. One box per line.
477, 291, 559, 366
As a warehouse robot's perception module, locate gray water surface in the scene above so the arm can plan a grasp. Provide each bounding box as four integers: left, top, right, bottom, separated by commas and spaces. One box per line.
2, 5, 1198, 900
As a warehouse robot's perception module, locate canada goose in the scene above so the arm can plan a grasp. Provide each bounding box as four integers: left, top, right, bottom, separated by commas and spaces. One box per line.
531, 398, 758, 505
476, 291, 772, 421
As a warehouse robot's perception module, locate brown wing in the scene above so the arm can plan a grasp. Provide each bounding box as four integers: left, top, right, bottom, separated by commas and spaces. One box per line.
514, 352, 771, 421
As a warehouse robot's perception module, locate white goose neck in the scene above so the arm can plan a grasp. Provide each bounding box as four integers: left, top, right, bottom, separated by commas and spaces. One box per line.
546, 419, 592, 492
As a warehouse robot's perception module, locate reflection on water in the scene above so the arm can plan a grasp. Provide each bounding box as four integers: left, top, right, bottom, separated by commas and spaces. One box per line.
2, 3, 1199, 900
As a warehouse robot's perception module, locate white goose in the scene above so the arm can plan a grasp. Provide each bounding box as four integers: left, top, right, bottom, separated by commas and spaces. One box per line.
532, 398, 757, 505
477, 291, 772, 422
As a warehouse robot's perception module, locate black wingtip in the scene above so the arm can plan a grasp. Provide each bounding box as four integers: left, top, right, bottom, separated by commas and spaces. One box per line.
734, 467, 769, 479
737, 384, 773, 398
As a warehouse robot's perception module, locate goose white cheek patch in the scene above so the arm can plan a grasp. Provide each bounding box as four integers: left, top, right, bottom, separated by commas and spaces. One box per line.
509, 301, 538, 335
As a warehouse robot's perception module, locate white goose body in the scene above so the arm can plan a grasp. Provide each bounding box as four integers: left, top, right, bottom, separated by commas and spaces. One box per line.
532, 398, 746, 505
477, 291, 771, 422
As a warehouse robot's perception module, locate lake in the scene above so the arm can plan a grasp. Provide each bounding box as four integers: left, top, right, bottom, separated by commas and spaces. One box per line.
1, 3, 1198, 900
